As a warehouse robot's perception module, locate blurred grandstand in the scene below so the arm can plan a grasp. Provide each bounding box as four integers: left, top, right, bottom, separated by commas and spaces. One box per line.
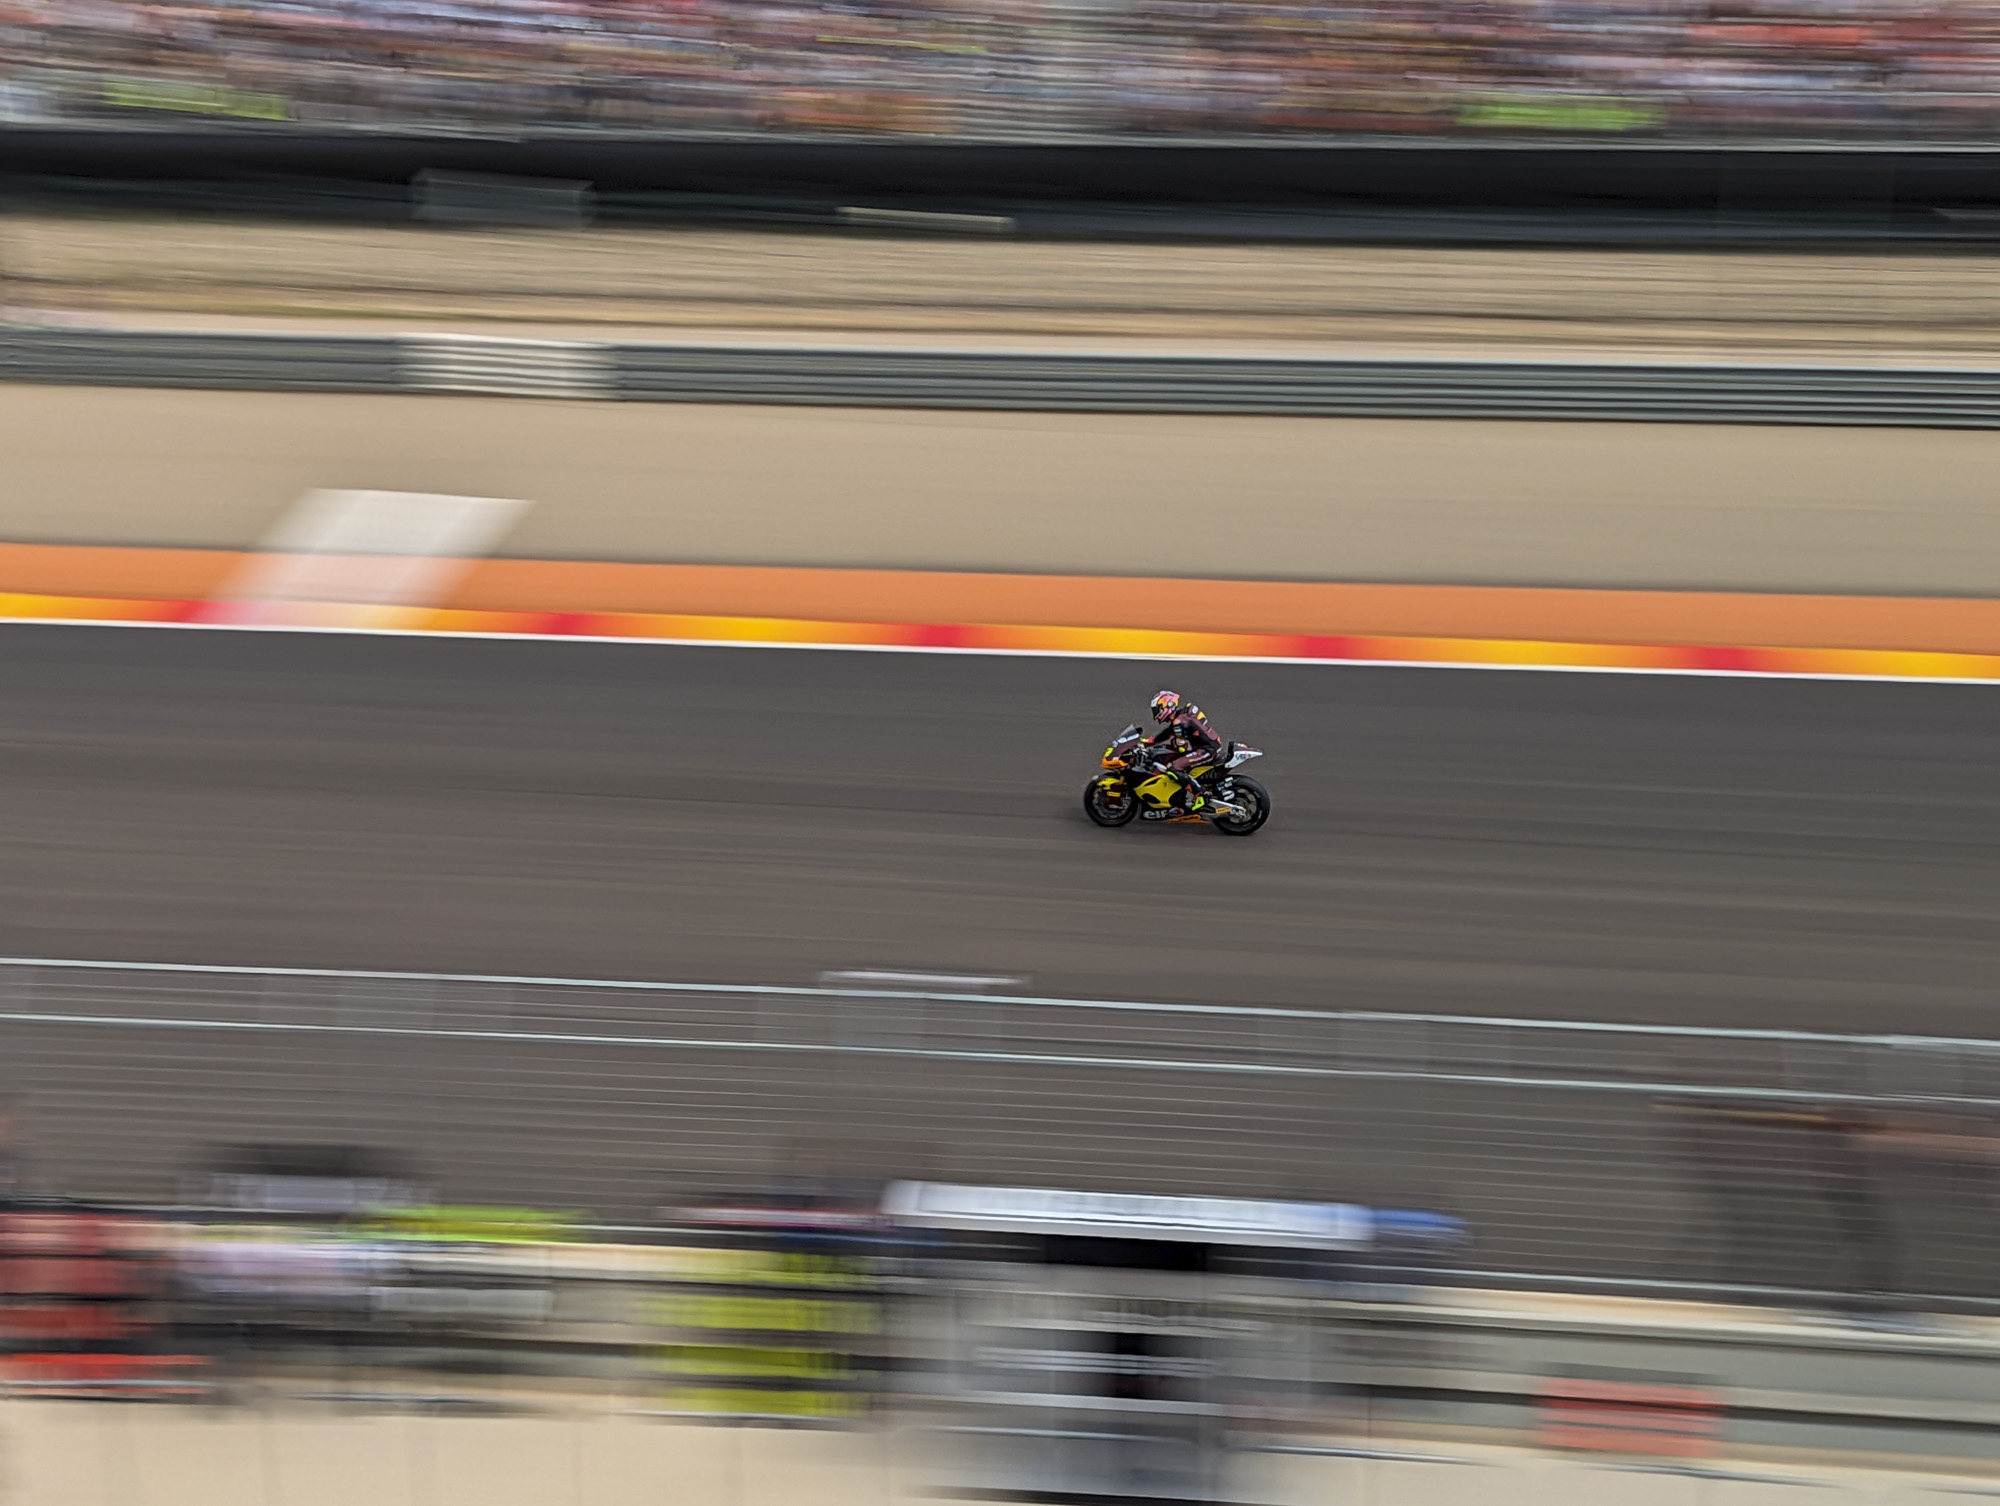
2, 0, 1999, 143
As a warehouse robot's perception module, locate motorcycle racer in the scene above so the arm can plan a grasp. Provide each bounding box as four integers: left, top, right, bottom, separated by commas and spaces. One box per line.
1140, 690, 1224, 813
1083, 700, 1268, 835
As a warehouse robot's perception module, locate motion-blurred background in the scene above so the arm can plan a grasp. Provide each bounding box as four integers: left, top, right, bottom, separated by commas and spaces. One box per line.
0, 7, 1998, 1506
4, 0, 2000, 141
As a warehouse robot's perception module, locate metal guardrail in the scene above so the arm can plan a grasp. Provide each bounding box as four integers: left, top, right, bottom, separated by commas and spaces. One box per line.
0, 957, 1996, 1303
0, 328, 403, 391
605, 346, 2000, 425
8, 328, 2000, 425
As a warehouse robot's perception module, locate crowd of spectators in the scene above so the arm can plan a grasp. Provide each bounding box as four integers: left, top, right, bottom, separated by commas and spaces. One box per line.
3, 0, 1999, 140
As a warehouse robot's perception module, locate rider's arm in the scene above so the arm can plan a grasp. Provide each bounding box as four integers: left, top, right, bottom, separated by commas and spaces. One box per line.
1186, 710, 1223, 754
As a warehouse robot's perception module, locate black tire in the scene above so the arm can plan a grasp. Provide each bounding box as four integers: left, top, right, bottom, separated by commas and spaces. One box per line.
1083, 777, 1139, 827
1212, 776, 1270, 836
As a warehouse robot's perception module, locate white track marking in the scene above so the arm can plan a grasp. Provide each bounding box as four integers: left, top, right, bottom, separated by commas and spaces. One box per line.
3, 955, 1995, 1046
820, 970, 1028, 989
212, 489, 531, 623
0, 1008, 1989, 1105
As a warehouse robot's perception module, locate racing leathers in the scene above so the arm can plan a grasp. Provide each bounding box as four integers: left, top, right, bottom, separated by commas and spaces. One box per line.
1143, 703, 1224, 810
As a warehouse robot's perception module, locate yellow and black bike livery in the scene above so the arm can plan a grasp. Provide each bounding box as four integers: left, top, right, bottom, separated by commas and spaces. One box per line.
1083, 724, 1270, 836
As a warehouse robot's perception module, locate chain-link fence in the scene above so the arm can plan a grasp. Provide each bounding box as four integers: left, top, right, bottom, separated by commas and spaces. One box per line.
1, 957, 1996, 1303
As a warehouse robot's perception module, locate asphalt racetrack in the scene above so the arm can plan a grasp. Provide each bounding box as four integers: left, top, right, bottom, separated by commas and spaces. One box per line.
0, 622, 1992, 1037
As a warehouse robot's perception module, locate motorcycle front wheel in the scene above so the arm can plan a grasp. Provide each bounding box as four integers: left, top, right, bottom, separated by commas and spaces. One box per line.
1083, 777, 1139, 827
1212, 776, 1270, 836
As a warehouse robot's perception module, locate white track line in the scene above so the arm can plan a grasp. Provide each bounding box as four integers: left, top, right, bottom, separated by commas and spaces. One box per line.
3, 613, 1997, 686
4, 955, 1995, 1047
1, 1006, 1991, 1105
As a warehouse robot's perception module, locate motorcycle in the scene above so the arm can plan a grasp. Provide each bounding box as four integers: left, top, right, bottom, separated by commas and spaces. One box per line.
1082, 724, 1270, 836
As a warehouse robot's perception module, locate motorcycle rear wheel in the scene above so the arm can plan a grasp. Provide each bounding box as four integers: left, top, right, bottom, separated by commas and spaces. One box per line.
1083, 778, 1139, 827
1211, 776, 1270, 836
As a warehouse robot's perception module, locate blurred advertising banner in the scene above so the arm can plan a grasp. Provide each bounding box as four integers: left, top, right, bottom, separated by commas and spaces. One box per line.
884, 1181, 1372, 1248
1537, 1373, 1723, 1458
0, 1209, 210, 1398
654, 1191, 889, 1421
885, 1181, 1380, 1505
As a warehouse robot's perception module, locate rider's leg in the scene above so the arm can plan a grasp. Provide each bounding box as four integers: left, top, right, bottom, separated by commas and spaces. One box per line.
1179, 764, 1208, 811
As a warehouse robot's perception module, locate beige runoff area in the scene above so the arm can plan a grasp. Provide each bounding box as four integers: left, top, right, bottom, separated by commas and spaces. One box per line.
11, 212, 2000, 361
9, 1402, 1997, 1506
3, 383, 2000, 595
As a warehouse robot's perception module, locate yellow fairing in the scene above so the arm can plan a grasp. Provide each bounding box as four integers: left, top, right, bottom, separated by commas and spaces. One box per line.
1135, 772, 1180, 809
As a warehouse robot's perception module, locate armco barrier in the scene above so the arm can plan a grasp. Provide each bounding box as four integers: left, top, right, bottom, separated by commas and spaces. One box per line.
604, 345, 2000, 425
0, 328, 403, 392
0, 956, 1997, 1304
10, 328, 2000, 425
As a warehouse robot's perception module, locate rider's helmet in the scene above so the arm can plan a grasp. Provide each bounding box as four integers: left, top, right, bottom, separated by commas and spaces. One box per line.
1149, 690, 1182, 725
